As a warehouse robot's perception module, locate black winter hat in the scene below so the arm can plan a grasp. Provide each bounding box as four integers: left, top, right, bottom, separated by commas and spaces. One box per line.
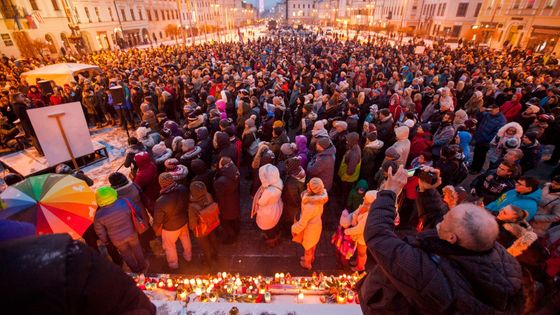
108, 172, 129, 189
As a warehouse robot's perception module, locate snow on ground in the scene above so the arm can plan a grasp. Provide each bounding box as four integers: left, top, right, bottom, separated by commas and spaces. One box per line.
83, 126, 131, 189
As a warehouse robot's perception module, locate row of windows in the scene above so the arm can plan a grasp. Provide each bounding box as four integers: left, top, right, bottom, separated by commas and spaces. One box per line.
29, 0, 59, 11
292, 4, 316, 9
76, 6, 181, 24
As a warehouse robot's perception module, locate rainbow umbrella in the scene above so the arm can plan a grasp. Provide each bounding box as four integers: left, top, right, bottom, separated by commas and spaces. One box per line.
0, 174, 97, 239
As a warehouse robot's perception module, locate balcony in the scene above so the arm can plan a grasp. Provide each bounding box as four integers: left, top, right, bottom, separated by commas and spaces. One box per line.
506, 7, 538, 16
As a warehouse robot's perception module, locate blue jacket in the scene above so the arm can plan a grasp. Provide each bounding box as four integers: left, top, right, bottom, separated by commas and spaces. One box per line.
474, 112, 506, 144
457, 131, 472, 162
486, 188, 542, 221
94, 198, 142, 246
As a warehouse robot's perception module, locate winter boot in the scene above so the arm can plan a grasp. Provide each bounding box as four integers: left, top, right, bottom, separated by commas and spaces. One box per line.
300, 248, 314, 270
351, 252, 367, 272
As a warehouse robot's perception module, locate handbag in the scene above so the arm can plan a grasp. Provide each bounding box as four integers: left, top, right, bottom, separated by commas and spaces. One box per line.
124, 198, 149, 234
195, 202, 220, 238
248, 132, 260, 156
331, 225, 357, 260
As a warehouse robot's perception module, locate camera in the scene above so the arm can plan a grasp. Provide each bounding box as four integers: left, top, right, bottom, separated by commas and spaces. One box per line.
414, 168, 438, 185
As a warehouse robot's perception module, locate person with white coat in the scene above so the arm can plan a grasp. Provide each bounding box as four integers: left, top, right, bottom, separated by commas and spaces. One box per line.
251, 164, 284, 248
292, 177, 329, 270
340, 190, 378, 271
388, 126, 411, 166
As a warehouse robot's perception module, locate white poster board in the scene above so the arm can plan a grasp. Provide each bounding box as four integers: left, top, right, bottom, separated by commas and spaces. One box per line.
414, 45, 426, 54
27, 102, 94, 166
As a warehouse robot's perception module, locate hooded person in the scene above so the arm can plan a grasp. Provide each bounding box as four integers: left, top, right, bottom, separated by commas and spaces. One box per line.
188, 181, 219, 267
307, 137, 337, 192
453, 109, 468, 130
251, 164, 284, 248
340, 190, 378, 271
388, 126, 411, 166
295, 135, 309, 169
151, 141, 173, 173
179, 138, 202, 171
132, 152, 160, 213
281, 157, 306, 236
347, 179, 369, 212
464, 90, 484, 116
338, 132, 362, 202
487, 122, 523, 168
292, 177, 329, 270
190, 158, 215, 197
214, 131, 238, 166
135, 126, 160, 149
361, 131, 385, 187
213, 156, 241, 244
140, 102, 158, 130
500, 93, 523, 122
195, 127, 212, 166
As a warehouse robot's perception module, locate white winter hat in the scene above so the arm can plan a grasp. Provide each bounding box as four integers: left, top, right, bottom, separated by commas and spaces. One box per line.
135, 126, 150, 139
152, 141, 167, 157
364, 190, 378, 204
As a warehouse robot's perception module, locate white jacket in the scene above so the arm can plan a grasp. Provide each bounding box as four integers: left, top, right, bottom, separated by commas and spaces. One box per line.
252, 164, 284, 230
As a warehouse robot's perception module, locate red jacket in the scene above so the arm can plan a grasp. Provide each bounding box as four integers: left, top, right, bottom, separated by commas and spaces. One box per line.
500, 98, 522, 122
50, 94, 63, 105
410, 131, 433, 160
133, 152, 160, 209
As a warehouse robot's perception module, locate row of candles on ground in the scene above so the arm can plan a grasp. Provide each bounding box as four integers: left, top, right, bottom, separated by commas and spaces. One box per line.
132, 272, 360, 304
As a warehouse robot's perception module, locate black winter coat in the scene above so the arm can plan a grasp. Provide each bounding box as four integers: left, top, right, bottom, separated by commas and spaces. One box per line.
281, 175, 305, 222
153, 184, 189, 231
213, 162, 241, 220
359, 190, 524, 315
0, 234, 155, 315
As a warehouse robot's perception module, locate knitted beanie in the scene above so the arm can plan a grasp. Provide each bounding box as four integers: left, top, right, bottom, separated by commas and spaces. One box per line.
159, 172, 175, 189
96, 186, 118, 207
152, 141, 167, 157
308, 177, 325, 194
317, 137, 331, 150
189, 181, 207, 200
108, 172, 128, 189
285, 157, 302, 176
280, 143, 296, 156
273, 120, 284, 129
165, 158, 179, 170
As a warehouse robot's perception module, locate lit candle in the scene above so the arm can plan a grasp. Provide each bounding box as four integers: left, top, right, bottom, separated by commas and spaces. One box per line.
222, 272, 227, 279
264, 292, 271, 303
189, 279, 196, 286
158, 280, 165, 288
347, 290, 355, 303
177, 287, 188, 301
297, 291, 304, 303
196, 278, 202, 286
194, 287, 202, 296
337, 291, 347, 304
209, 293, 217, 302
166, 279, 174, 289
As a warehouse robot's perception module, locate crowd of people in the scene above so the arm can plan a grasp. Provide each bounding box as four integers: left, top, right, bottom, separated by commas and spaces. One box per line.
1, 30, 560, 313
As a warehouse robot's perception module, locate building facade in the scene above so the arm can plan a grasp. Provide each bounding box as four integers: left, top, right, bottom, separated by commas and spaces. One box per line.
0, 0, 256, 57
474, 0, 560, 54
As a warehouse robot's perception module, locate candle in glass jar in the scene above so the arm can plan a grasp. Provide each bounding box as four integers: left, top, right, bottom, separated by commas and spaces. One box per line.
209, 293, 217, 302
337, 292, 347, 304
194, 287, 202, 296
347, 290, 355, 303
264, 292, 271, 303
297, 291, 304, 303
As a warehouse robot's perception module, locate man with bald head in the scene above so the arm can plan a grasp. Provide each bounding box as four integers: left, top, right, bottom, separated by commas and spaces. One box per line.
358, 165, 524, 314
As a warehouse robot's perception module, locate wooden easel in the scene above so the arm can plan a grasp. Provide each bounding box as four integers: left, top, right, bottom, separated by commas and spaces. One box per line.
48, 112, 80, 171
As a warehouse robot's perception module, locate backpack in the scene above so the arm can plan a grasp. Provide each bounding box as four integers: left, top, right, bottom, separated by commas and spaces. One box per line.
247, 132, 260, 156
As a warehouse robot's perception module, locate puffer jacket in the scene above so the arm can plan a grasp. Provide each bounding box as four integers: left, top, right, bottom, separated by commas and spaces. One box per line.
252, 164, 284, 231
487, 122, 523, 164
115, 181, 151, 220
153, 184, 189, 231
292, 189, 328, 250
487, 188, 543, 221
474, 112, 507, 144
359, 190, 523, 314
533, 183, 560, 236
94, 198, 140, 246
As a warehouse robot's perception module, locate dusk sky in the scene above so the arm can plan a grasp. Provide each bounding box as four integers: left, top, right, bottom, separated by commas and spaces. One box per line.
246, 0, 280, 10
